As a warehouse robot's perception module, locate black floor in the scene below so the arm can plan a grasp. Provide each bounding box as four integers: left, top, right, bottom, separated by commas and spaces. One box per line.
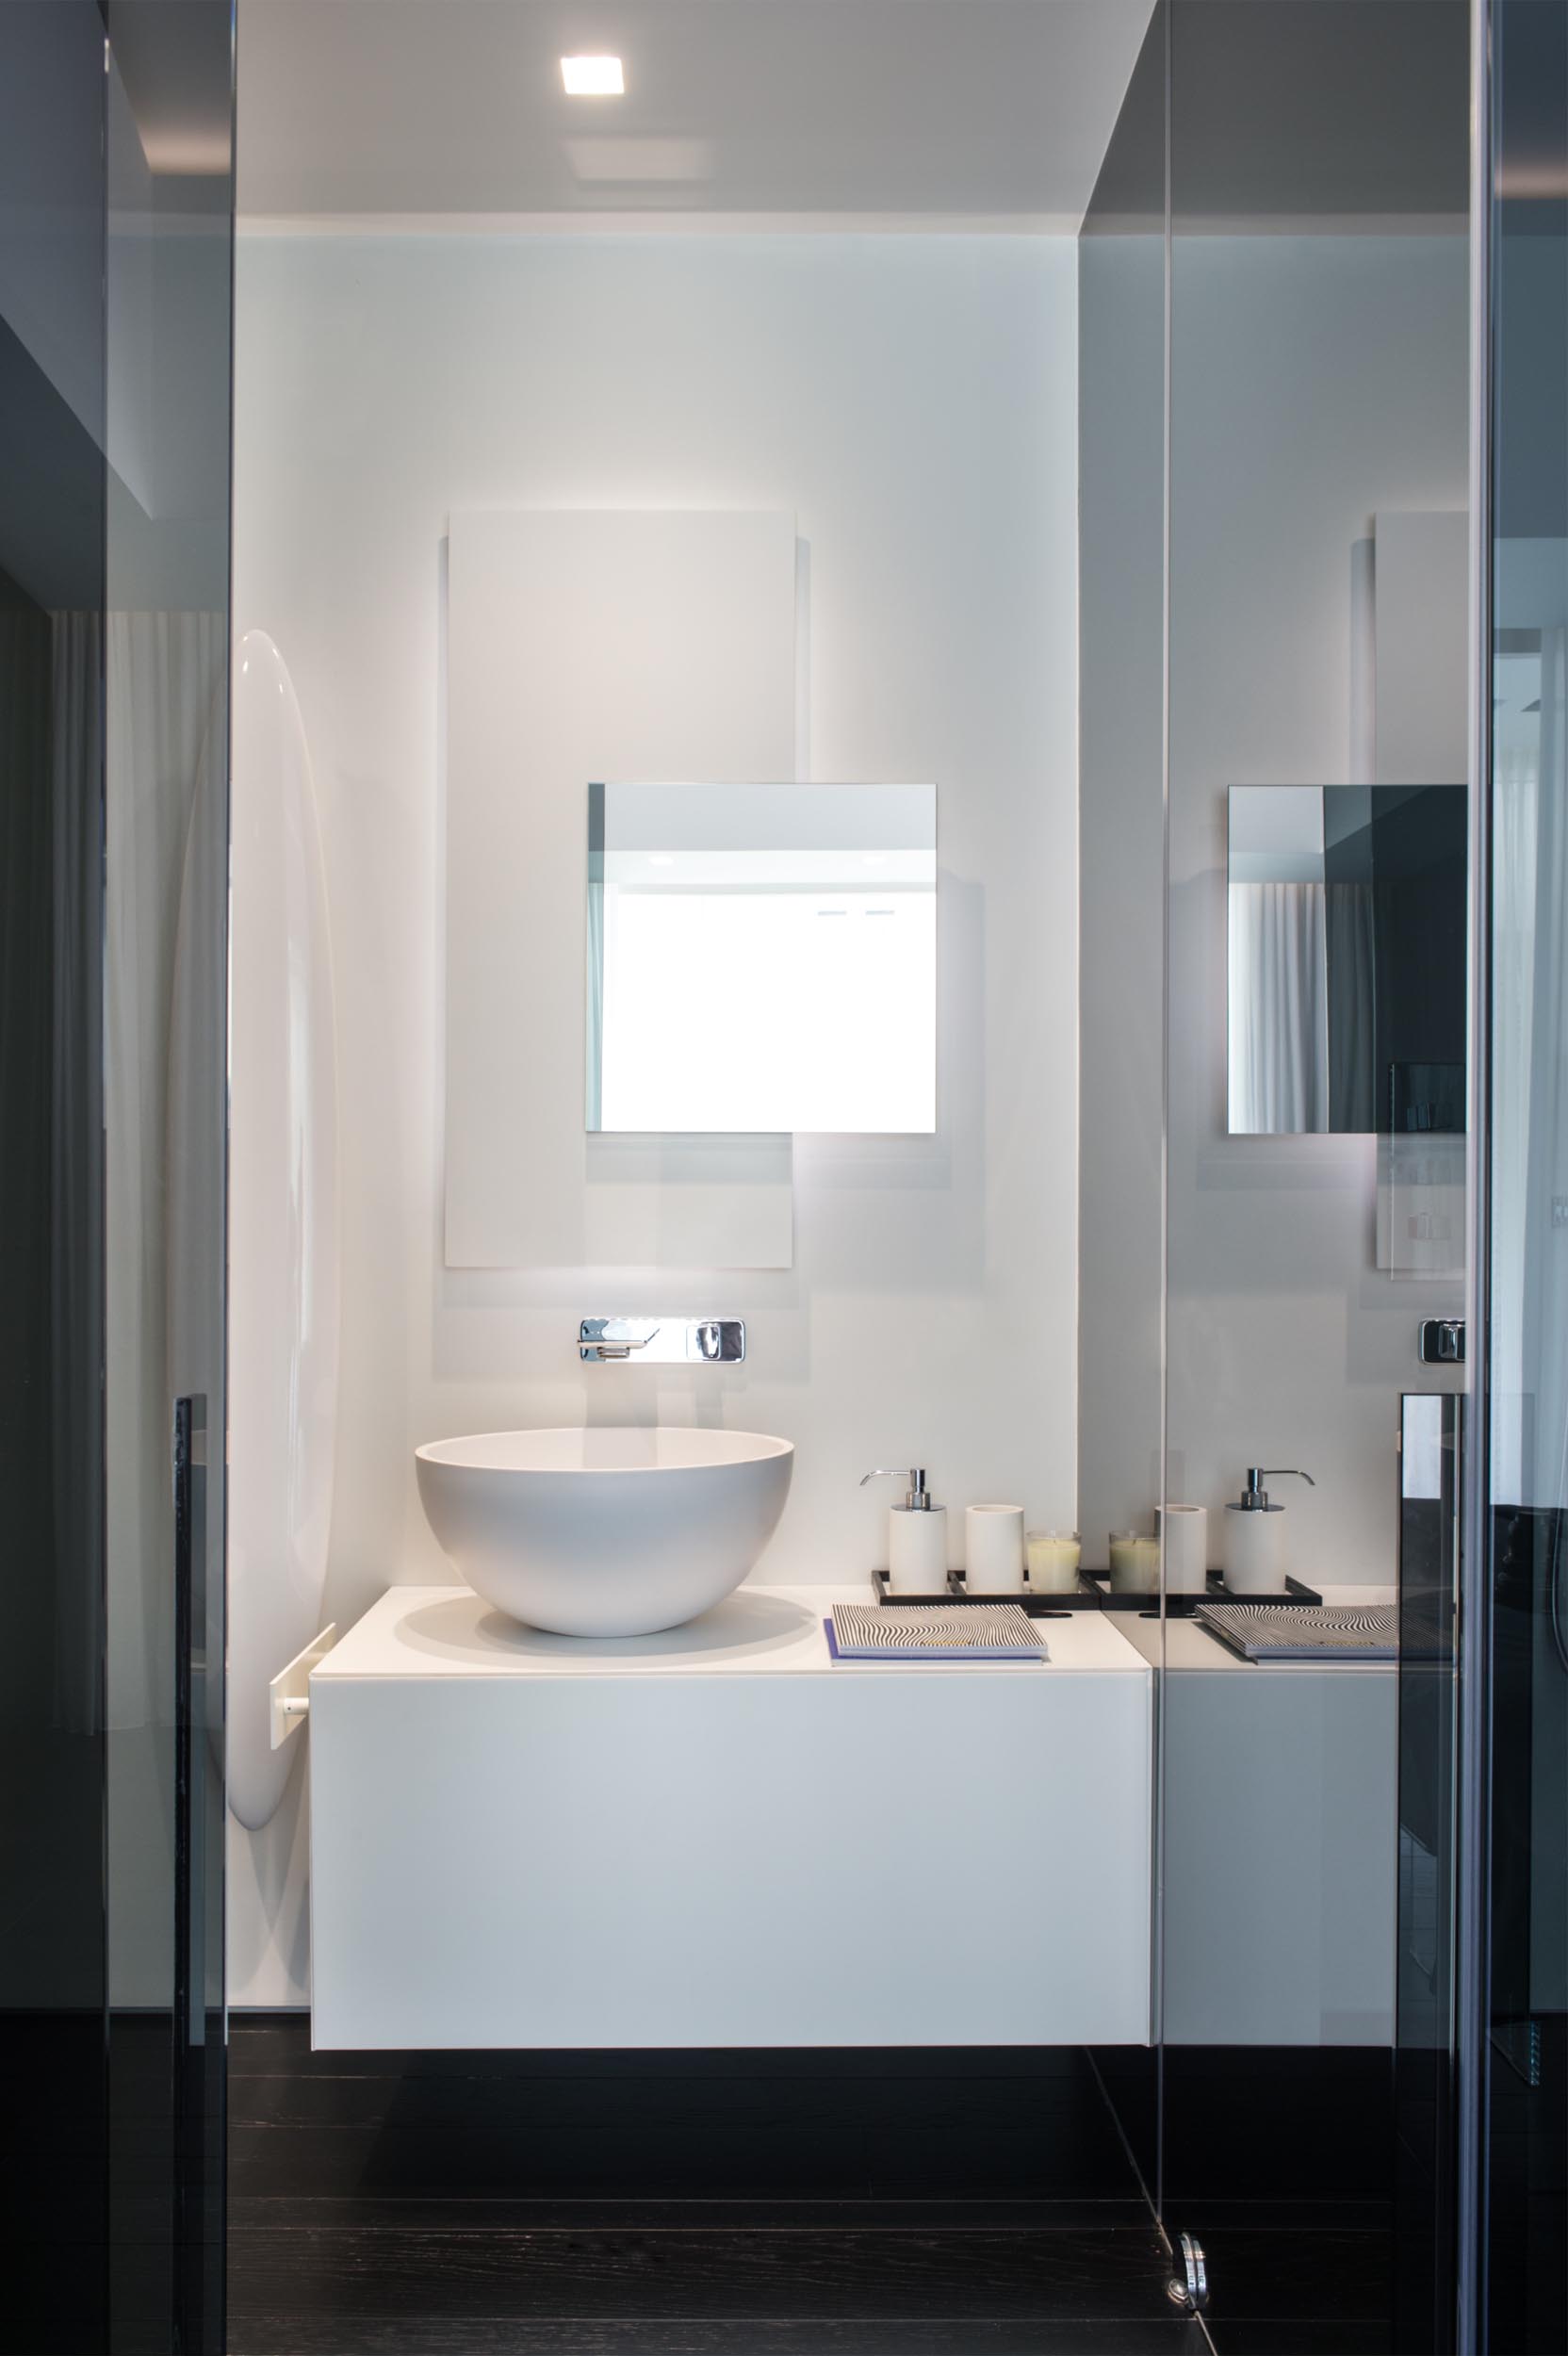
228, 2021, 1407, 2355
1160, 2049, 1395, 2356
226, 2018, 1202, 2355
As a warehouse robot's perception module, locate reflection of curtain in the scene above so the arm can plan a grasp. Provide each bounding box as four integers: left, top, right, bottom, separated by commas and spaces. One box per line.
1325, 881, 1377, 1132
104, 611, 226, 1734
1229, 879, 1329, 1132
1523, 626, 1568, 1509
50, 613, 105, 1733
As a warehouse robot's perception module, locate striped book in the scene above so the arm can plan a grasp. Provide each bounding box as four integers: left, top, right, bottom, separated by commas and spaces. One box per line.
827, 1603, 1046, 1661
1194, 1603, 1397, 1663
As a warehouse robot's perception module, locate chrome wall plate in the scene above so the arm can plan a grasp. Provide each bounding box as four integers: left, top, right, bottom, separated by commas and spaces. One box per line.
579, 1317, 745, 1365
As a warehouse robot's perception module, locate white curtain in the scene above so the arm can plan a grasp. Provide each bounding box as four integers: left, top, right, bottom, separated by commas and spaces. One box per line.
1228, 878, 1330, 1133
102, 610, 225, 2004
104, 610, 226, 1734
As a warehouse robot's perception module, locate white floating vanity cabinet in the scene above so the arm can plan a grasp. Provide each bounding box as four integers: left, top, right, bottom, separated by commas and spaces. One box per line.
307, 1584, 1155, 2050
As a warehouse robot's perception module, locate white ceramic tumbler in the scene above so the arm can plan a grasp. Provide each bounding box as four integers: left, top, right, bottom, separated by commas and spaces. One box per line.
1162, 1503, 1208, 1590
966, 1503, 1026, 1593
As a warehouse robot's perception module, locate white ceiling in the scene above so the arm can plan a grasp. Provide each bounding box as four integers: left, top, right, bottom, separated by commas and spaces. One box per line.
235, 0, 1156, 228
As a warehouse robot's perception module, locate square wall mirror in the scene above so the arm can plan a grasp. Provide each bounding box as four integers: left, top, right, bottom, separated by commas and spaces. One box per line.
586, 781, 937, 1134
1228, 782, 1466, 1136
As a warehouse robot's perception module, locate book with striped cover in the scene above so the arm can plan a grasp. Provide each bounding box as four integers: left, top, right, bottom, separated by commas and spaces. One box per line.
1194, 1603, 1397, 1662
826, 1603, 1046, 1661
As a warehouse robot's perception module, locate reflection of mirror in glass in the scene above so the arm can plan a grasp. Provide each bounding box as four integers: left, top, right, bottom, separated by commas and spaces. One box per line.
1227, 783, 1466, 1136
587, 782, 937, 1134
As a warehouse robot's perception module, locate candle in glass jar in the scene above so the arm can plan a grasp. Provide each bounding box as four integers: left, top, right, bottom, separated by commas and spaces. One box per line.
1026, 1530, 1081, 1593
1108, 1532, 1160, 1595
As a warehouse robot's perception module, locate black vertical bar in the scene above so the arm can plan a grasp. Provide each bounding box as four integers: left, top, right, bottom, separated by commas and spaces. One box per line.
172, 1393, 221, 2353
173, 1396, 194, 2061
172, 1393, 196, 2349
1395, 1391, 1464, 2354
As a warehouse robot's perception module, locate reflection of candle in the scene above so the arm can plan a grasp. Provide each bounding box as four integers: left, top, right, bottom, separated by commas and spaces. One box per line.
1108, 1533, 1159, 1595
1027, 1530, 1081, 1593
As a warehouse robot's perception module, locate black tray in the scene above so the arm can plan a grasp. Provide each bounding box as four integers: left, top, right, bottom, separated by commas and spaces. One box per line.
870, 1567, 1325, 1616
870, 1567, 1105, 1615
1080, 1569, 1324, 1615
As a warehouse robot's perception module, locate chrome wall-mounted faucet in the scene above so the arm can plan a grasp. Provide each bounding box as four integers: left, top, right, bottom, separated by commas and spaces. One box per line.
579, 1317, 745, 1364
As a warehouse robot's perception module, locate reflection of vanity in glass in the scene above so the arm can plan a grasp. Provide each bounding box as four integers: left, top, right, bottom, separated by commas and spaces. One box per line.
1119, 1600, 1398, 2046
586, 780, 936, 1134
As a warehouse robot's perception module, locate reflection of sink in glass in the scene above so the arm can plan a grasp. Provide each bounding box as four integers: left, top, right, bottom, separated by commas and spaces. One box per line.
414, 1427, 793, 1636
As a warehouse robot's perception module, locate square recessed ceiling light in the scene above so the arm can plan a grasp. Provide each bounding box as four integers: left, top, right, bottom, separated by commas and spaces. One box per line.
561, 55, 624, 96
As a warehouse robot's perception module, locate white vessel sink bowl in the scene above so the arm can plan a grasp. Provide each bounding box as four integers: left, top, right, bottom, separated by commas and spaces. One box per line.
414, 1427, 794, 1636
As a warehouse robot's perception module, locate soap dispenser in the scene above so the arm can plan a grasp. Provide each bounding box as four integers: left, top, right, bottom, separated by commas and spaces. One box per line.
861, 1466, 949, 1596
1222, 1465, 1315, 1596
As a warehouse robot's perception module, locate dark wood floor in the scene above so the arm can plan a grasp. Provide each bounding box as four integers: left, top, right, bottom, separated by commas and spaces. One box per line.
226, 2019, 1202, 2355
227, 2021, 1406, 2355
1160, 2048, 1395, 2356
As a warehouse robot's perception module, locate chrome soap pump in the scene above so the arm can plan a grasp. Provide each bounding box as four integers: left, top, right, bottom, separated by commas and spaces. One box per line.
861, 1465, 949, 1596
1222, 1465, 1315, 1596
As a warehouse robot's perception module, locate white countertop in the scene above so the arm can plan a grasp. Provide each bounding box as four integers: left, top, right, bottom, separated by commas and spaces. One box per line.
315, 1583, 1152, 1683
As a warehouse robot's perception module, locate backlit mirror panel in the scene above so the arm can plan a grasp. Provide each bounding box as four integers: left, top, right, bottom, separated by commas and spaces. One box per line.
586, 781, 937, 1134
1227, 782, 1466, 1136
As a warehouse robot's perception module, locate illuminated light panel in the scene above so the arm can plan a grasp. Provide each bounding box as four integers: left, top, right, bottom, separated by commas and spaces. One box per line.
561, 55, 624, 96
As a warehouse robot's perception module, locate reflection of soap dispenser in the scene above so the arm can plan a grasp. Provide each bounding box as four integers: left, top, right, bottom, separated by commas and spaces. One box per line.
861, 1466, 949, 1595
1222, 1465, 1315, 1596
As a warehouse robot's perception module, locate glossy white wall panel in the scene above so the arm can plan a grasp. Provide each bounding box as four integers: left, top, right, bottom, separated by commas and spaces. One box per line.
580, 1132, 795, 1268
1373, 510, 1467, 788
229, 236, 1079, 2000
445, 508, 798, 1270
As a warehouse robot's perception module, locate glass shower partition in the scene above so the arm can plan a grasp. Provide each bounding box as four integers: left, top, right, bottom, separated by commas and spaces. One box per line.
1475, 5, 1568, 2346
0, 7, 235, 2350
104, 6, 236, 2347
1161, 7, 1471, 2343
0, 10, 111, 2348
1080, 5, 1475, 2348
1077, 0, 1168, 2222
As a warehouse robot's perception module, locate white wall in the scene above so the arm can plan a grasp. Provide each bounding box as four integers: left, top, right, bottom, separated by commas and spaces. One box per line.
230, 232, 1079, 2002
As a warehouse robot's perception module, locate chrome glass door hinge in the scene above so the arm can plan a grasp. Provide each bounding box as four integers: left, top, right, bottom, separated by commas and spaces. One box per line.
1167, 2233, 1210, 2313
